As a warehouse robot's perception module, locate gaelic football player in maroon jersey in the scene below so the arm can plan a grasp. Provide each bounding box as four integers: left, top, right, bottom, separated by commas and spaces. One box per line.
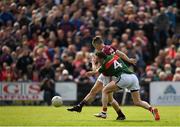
67, 36, 136, 120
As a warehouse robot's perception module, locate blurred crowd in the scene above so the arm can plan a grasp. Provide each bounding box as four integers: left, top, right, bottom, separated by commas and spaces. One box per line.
0, 0, 179, 85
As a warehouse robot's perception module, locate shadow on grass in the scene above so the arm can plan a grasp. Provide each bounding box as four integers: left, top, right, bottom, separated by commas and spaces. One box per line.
113, 120, 153, 123
51, 119, 153, 123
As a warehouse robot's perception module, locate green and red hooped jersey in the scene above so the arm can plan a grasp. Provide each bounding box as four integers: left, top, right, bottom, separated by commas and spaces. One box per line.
98, 55, 133, 77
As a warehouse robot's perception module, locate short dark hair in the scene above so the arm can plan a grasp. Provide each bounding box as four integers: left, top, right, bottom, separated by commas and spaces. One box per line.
95, 51, 107, 59
92, 36, 103, 45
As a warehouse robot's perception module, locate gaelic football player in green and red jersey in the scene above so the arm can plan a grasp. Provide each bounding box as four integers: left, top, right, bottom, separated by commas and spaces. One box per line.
93, 52, 160, 121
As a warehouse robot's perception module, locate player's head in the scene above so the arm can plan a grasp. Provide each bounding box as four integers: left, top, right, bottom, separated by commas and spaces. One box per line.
95, 51, 107, 63
92, 36, 104, 51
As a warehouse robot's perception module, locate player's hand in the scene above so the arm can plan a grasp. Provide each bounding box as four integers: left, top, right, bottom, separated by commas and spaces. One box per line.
85, 71, 93, 77
91, 55, 97, 64
129, 58, 137, 65
85, 70, 98, 76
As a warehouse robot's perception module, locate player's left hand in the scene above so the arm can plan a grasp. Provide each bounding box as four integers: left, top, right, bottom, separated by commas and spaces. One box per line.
129, 58, 137, 65
91, 55, 98, 64
85, 71, 94, 77
85, 70, 98, 76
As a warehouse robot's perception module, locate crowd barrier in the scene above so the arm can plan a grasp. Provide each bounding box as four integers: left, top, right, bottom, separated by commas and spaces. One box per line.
0, 82, 77, 101
150, 82, 180, 105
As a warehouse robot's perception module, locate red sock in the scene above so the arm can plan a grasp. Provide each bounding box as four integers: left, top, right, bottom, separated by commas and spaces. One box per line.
102, 107, 107, 112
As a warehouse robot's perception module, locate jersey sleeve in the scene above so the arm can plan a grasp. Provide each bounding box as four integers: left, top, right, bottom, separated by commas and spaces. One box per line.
98, 66, 104, 73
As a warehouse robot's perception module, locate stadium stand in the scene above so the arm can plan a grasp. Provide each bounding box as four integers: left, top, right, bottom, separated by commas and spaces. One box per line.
0, 0, 179, 104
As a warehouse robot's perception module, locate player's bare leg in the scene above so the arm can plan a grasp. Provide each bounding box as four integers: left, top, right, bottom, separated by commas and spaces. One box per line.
83, 81, 103, 103
67, 81, 103, 112
101, 80, 160, 121
68, 80, 126, 119
108, 93, 126, 120
131, 91, 160, 121
95, 81, 125, 120
102, 81, 119, 109
94, 91, 126, 120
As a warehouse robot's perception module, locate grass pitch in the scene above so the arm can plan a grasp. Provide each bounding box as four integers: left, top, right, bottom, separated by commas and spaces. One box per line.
0, 106, 180, 126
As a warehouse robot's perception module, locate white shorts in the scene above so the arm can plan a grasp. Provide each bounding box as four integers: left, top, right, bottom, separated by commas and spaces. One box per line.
115, 73, 140, 91
97, 74, 112, 86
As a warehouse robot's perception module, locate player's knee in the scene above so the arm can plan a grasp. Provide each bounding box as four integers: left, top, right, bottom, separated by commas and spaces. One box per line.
108, 99, 115, 105
108, 94, 113, 102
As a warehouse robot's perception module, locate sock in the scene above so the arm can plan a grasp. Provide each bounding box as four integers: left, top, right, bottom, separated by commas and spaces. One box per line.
116, 109, 125, 116
149, 107, 153, 112
78, 100, 87, 107
102, 107, 107, 113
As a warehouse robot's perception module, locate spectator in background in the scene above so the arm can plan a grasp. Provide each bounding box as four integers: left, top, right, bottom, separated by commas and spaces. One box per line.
74, 34, 83, 51
0, 46, 13, 66
154, 7, 170, 48
32, 70, 39, 81
140, 66, 159, 101
173, 68, 180, 81
34, 47, 47, 69
39, 59, 55, 80
0, 66, 15, 81
16, 49, 33, 77
26, 65, 34, 81
55, 67, 62, 81
0, 5, 14, 25
39, 59, 57, 105
73, 51, 86, 77
126, 14, 139, 36
56, 29, 67, 48
71, 10, 83, 31
174, 52, 180, 68
59, 69, 73, 81
75, 69, 94, 103
61, 52, 73, 75
159, 71, 167, 81
53, 54, 61, 68
58, 14, 75, 35
75, 69, 94, 85
40, 77, 56, 105
164, 64, 173, 81
166, 6, 176, 35
167, 45, 176, 59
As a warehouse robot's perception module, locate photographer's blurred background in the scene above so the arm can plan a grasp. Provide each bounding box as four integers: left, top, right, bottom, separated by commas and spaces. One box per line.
0, 0, 179, 106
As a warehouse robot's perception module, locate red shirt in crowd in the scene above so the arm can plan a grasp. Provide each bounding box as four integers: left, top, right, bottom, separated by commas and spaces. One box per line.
0, 68, 15, 81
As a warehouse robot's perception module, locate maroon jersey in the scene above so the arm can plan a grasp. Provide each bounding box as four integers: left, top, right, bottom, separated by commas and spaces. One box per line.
102, 45, 116, 55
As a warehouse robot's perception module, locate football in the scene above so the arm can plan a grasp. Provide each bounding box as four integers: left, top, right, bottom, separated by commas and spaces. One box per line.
51, 96, 63, 107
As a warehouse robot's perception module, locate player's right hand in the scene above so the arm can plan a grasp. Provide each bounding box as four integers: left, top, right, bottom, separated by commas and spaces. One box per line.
129, 58, 137, 65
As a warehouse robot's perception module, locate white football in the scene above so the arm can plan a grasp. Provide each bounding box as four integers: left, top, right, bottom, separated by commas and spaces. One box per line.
51, 96, 63, 107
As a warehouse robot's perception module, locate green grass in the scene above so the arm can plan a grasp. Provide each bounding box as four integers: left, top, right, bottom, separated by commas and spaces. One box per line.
0, 106, 180, 126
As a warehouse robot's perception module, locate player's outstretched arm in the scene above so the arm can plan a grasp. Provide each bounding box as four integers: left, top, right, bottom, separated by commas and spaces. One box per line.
116, 50, 137, 65
91, 54, 100, 71
85, 68, 100, 77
